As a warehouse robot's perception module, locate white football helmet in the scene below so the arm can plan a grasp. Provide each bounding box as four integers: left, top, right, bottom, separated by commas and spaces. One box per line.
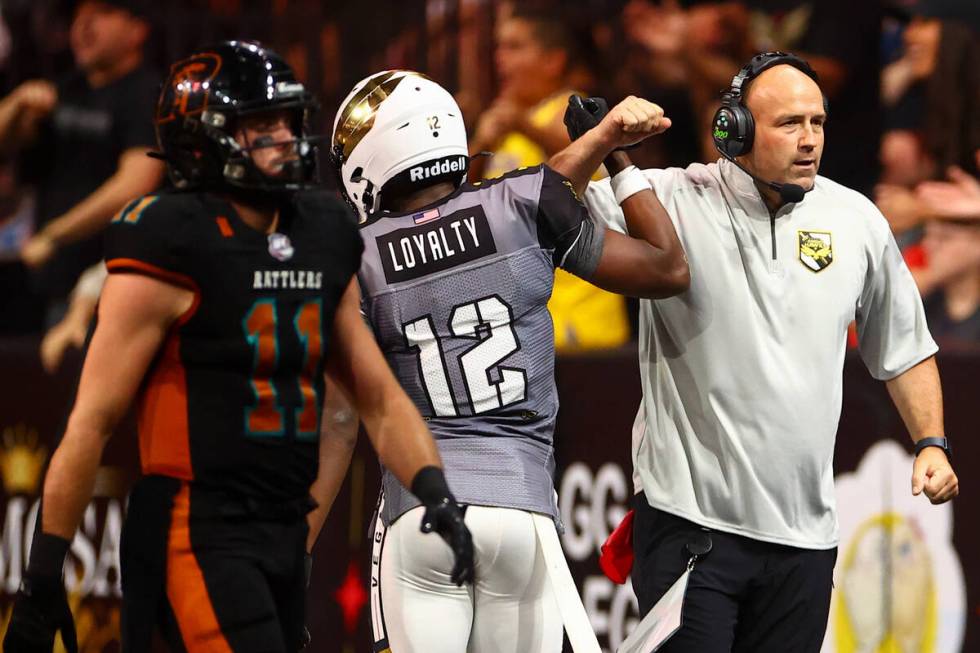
331, 70, 468, 222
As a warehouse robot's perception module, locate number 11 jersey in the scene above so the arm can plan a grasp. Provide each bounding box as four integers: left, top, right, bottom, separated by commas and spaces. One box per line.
103, 190, 362, 502
357, 165, 604, 526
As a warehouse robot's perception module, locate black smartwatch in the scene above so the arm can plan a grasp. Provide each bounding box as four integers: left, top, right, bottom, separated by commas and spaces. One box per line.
914, 437, 952, 461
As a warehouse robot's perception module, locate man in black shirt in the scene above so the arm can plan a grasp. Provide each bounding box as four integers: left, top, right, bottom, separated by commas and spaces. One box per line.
0, 0, 162, 328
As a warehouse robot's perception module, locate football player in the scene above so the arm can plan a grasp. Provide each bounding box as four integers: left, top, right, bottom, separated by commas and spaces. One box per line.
329, 71, 687, 652
3, 43, 473, 653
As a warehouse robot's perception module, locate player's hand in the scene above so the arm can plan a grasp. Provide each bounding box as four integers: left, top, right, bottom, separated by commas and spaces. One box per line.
3, 576, 78, 653
911, 447, 958, 504
12, 80, 58, 116
420, 498, 475, 586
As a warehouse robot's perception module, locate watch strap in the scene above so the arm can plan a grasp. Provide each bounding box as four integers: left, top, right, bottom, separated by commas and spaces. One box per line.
914, 436, 951, 460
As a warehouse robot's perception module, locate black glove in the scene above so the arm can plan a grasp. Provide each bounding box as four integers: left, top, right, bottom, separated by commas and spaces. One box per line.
412, 466, 475, 587
3, 576, 78, 653
564, 94, 641, 154
564, 94, 610, 142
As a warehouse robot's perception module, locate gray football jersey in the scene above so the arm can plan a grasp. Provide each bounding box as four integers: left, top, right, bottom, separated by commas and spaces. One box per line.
357, 165, 603, 526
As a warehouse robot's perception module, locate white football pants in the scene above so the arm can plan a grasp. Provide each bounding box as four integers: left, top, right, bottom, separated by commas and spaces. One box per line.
371, 503, 562, 653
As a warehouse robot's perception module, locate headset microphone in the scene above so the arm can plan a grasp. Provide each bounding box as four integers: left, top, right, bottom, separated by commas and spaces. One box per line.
778, 181, 806, 204
720, 152, 806, 204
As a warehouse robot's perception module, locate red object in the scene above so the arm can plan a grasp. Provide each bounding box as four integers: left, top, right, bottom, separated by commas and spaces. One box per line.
903, 243, 927, 269
599, 509, 636, 584
333, 560, 368, 634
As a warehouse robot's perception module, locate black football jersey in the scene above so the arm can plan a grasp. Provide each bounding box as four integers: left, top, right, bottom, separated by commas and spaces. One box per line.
103, 190, 362, 501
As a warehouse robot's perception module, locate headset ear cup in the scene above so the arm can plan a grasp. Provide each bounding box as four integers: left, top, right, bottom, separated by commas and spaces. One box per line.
712, 107, 733, 158
712, 104, 754, 158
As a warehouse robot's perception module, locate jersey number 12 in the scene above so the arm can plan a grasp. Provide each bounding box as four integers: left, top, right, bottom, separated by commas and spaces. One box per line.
403, 295, 527, 417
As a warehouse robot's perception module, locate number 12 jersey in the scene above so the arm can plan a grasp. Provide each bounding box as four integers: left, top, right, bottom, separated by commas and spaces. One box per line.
357, 165, 604, 526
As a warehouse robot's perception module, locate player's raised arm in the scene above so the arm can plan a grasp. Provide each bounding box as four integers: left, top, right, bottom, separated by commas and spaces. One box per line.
546, 95, 689, 299
4, 272, 193, 652
325, 276, 475, 586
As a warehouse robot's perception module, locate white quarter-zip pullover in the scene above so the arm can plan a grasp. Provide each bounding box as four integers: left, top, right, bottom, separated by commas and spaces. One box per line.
585, 159, 937, 548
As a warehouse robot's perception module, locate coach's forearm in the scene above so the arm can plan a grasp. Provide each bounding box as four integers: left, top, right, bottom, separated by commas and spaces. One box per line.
885, 356, 944, 441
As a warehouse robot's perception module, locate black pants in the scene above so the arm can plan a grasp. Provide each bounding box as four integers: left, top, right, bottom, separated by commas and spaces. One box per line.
631, 493, 836, 653
120, 476, 310, 653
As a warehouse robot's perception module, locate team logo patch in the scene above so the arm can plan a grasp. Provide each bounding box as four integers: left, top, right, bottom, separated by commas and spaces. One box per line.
798, 230, 833, 272
267, 232, 295, 262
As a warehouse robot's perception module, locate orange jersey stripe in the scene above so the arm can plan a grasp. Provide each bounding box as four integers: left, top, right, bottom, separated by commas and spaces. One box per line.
167, 485, 234, 652
138, 331, 193, 479
106, 258, 199, 292
215, 216, 234, 238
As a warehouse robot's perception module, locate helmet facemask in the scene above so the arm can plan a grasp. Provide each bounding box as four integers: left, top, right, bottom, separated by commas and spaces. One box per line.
217, 99, 321, 194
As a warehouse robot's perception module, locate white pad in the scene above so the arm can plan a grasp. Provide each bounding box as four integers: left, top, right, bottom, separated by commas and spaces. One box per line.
531, 513, 602, 653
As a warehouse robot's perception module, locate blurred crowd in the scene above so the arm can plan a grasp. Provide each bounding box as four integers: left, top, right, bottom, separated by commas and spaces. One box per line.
0, 0, 977, 367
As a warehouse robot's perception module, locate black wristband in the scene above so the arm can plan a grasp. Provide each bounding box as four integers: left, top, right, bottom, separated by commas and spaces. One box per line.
410, 466, 453, 507
26, 532, 70, 583
914, 436, 951, 460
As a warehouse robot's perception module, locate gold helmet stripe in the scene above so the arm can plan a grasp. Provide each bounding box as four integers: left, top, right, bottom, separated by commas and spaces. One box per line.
334, 71, 431, 163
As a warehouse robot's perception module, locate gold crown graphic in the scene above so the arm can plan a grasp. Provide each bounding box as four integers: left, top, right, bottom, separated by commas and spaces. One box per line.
0, 424, 48, 495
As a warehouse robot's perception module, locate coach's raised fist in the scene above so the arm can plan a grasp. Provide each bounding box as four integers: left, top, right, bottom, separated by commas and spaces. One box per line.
600, 95, 671, 149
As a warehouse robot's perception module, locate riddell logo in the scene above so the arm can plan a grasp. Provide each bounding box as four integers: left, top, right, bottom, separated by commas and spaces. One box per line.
409, 156, 467, 182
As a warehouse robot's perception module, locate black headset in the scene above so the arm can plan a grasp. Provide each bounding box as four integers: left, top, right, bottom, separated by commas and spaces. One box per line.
711, 51, 823, 159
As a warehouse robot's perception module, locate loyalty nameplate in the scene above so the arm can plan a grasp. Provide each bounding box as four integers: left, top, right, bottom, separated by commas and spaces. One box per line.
377, 205, 497, 284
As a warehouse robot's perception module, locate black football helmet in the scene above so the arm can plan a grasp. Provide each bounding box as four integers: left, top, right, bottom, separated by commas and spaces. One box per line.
154, 40, 320, 193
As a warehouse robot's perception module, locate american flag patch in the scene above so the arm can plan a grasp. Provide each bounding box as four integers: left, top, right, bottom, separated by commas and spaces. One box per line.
413, 208, 440, 224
